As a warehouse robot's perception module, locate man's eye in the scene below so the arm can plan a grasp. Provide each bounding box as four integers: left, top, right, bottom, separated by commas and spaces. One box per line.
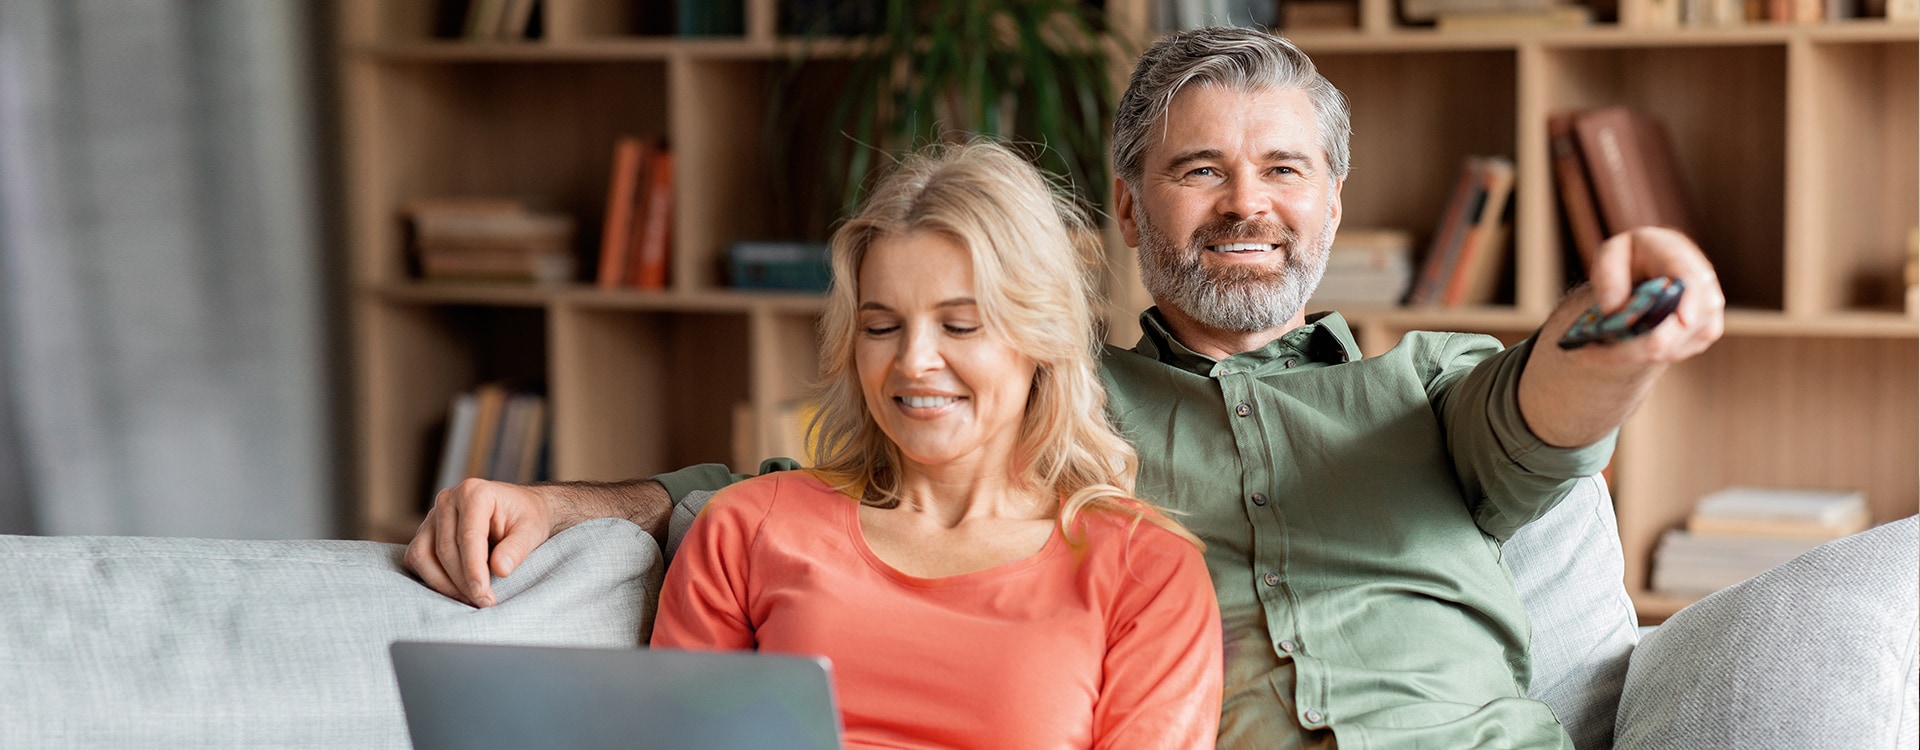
1188, 167, 1217, 178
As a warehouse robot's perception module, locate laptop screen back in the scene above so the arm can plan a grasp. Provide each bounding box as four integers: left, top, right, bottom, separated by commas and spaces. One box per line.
391, 641, 841, 750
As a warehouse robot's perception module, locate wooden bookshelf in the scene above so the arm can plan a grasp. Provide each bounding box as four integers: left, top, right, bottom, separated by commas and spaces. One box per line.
337, 1, 1917, 623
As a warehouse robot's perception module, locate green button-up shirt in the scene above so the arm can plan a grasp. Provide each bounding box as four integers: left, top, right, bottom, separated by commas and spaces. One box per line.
1104, 310, 1611, 749
657, 308, 1614, 749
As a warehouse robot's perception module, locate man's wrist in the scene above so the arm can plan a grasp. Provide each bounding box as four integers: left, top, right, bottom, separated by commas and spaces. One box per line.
538, 479, 672, 544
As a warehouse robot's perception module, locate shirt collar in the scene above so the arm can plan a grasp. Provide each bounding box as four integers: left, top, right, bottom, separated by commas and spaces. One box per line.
1132, 307, 1359, 377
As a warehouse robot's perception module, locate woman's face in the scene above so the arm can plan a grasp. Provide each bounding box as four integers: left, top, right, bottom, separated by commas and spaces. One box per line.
855, 231, 1038, 475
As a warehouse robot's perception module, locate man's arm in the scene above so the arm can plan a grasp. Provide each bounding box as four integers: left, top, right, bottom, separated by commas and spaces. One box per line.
403, 459, 797, 608
1519, 226, 1725, 448
404, 478, 670, 608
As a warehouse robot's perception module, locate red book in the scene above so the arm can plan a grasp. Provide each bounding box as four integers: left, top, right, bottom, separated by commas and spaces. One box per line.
596, 136, 647, 288
1442, 157, 1516, 307
630, 144, 675, 291
1408, 159, 1484, 306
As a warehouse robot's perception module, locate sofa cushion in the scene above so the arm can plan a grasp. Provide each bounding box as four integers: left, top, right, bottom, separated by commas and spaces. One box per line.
1614, 515, 1919, 750
0, 518, 661, 749
1504, 474, 1639, 750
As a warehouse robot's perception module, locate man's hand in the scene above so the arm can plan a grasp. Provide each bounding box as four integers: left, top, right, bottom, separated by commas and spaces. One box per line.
1522, 226, 1726, 447
403, 477, 671, 608
404, 478, 555, 608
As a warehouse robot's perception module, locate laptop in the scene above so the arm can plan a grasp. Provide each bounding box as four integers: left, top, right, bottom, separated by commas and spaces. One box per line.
390, 641, 843, 750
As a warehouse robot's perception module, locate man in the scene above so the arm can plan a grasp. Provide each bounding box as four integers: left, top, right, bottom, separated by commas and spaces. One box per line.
406, 27, 1724, 748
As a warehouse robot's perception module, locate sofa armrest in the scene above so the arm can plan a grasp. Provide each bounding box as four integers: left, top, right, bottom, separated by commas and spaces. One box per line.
0, 518, 661, 749
1614, 516, 1918, 750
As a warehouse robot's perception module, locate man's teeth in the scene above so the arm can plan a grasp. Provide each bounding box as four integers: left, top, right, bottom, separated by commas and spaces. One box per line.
1209, 242, 1276, 253
900, 396, 960, 409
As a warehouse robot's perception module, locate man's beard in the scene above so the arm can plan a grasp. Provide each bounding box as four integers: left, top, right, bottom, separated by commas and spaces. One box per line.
1134, 202, 1336, 334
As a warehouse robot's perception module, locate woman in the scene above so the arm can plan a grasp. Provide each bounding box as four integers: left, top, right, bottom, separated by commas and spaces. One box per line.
652, 140, 1221, 749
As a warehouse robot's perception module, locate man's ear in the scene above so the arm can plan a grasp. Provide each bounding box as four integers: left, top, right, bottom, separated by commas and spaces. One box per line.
1114, 177, 1140, 248
1327, 176, 1345, 237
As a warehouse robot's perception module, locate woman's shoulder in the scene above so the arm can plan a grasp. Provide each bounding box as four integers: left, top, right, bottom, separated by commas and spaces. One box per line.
1071, 503, 1203, 564
704, 469, 850, 522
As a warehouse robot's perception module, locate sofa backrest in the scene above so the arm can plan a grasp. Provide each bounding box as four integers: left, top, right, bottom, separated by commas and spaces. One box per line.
1503, 474, 1640, 750
0, 518, 661, 749
1614, 515, 1919, 750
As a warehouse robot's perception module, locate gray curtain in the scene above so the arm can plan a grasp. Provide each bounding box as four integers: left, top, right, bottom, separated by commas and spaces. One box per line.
0, 0, 333, 538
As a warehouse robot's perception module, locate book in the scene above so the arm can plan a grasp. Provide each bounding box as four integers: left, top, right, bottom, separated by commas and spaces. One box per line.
1310, 228, 1415, 307
1283, 1, 1361, 28
1442, 157, 1516, 306
463, 383, 511, 480
1572, 106, 1696, 240
727, 241, 833, 291
431, 393, 480, 499
497, 0, 539, 39
464, 0, 509, 40
514, 395, 548, 484
1407, 159, 1486, 306
1436, 5, 1593, 29
1402, 0, 1566, 21
631, 144, 675, 291
1651, 529, 1826, 596
1688, 486, 1870, 540
597, 137, 648, 289
1547, 113, 1607, 272
1621, 0, 1685, 25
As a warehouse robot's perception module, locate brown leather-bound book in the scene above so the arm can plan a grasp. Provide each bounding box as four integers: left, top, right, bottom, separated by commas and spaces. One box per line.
1572, 106, 1696, 239
1548, 113, 1607, 270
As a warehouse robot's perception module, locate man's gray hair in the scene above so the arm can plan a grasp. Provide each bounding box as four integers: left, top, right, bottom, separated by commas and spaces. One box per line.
1112, 27, 1352, 187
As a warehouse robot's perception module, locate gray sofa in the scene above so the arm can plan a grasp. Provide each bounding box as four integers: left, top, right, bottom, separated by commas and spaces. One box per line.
0, 481, 1911, 749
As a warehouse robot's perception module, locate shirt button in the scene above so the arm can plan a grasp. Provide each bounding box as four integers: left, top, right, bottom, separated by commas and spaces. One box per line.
1234, 402, 1252, 417
1262, 572, 1280, 587
1250, 492, 1268, 506
1284, 358, 1298, 368
1305, 709, 1324, 724
1278, 639, 1296, 653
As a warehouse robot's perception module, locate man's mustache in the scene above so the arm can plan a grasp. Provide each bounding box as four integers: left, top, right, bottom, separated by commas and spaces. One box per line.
1187, 218, 1300, 253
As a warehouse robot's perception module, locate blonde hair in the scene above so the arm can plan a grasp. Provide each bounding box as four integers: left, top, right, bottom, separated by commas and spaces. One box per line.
809, 140, 1199, 549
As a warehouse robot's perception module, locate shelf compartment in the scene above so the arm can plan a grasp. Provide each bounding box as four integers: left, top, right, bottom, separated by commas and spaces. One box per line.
1315, 48, 1519, 259
358, 302, 551, 538
1613, 334, 1919, 621
549, 308, 751, 481
1538, 44, 1789, 311
1788, 39, 1918, 315
672, 57, 859, 291
350, 60, 669, 286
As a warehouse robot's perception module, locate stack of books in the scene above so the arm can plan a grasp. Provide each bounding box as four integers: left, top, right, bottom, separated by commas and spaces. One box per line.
1652, 486, 1870, 598
1309, 228, 1415, 309
1548, 107, 1696, 278
408, 199, 576, 284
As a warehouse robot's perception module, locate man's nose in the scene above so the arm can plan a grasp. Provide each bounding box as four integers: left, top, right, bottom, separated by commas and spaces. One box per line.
1216, 175, 1272, 221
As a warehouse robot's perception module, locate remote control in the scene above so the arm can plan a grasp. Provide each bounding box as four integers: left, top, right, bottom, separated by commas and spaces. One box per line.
1557, 277, 1686, 350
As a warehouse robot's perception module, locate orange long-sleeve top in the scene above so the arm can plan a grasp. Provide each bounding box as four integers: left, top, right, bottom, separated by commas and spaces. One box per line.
652, 471, 1224, 750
